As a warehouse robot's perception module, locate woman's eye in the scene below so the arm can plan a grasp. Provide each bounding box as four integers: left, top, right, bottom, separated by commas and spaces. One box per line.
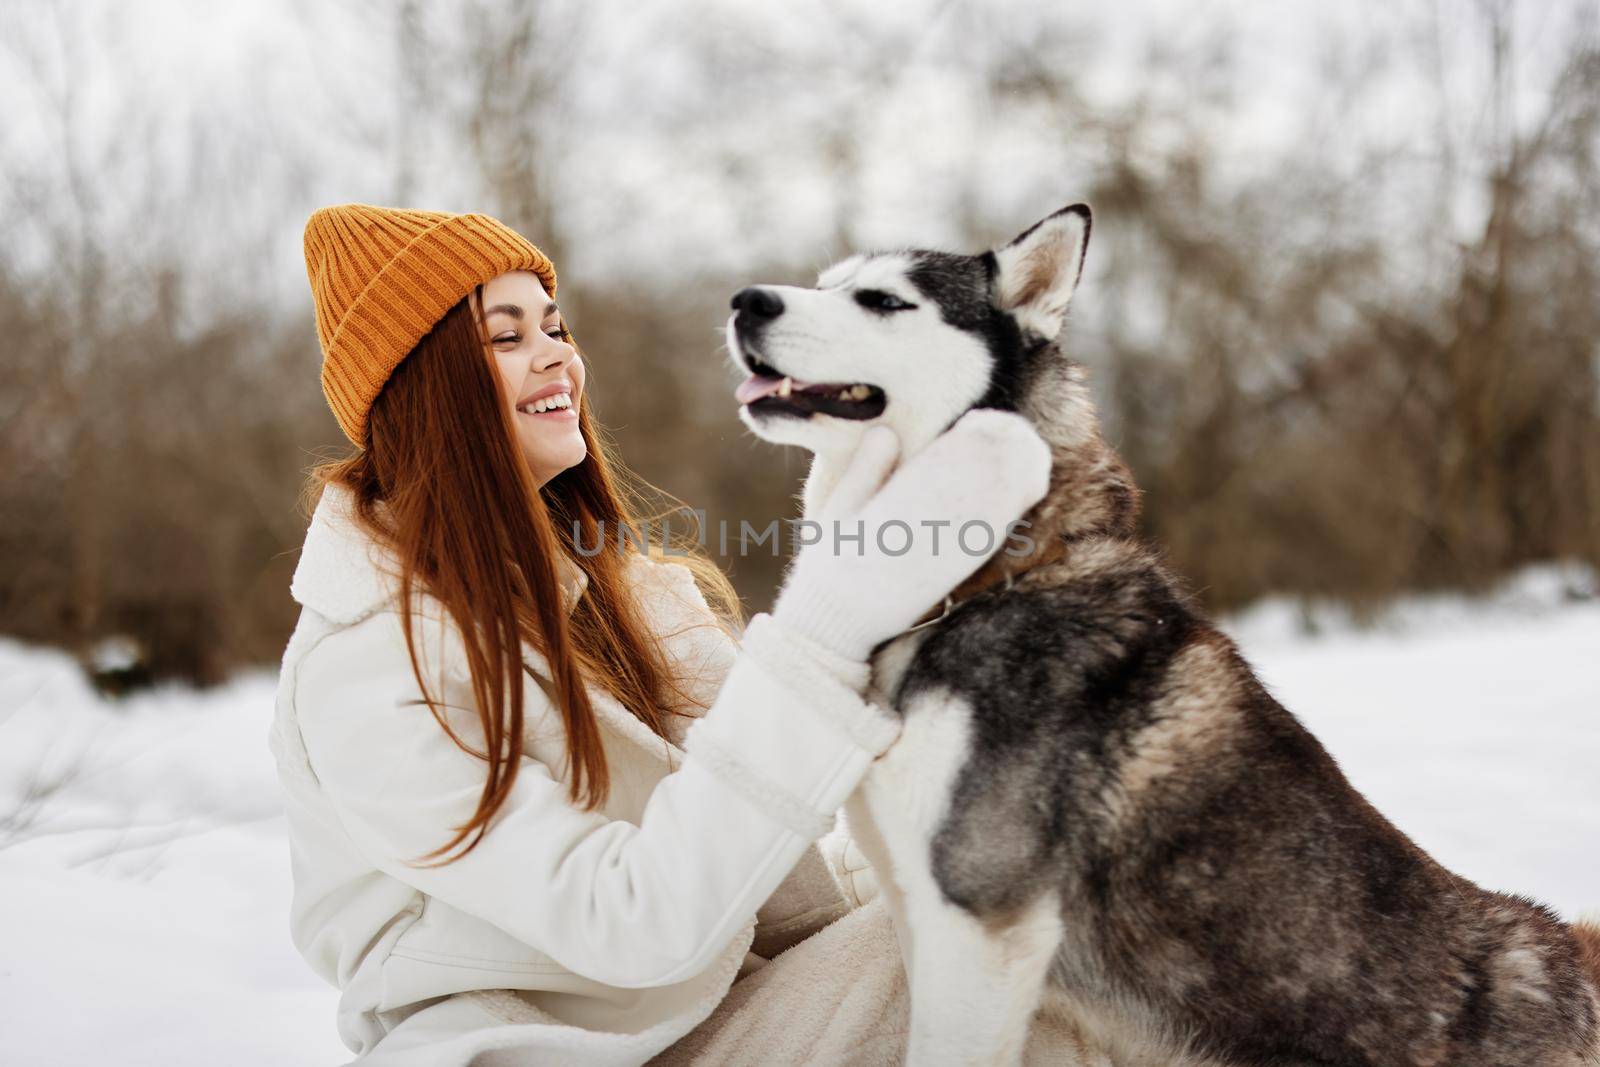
855, 289, 916, 312
544, 325, 566, 339
493, 333, 521, 345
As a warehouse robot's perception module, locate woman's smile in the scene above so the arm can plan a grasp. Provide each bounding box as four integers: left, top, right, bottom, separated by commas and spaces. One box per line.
515, 381, 579, 421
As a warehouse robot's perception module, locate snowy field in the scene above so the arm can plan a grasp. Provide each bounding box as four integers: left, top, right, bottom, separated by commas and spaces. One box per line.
1, 567, 1596, 1066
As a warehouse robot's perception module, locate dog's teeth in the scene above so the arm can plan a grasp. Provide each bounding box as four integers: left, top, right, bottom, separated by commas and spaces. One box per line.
851, 385, 870, 400
777, 377, 792, 398
838, 388, 853, 401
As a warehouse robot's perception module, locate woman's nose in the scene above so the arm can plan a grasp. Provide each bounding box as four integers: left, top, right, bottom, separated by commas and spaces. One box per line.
531, 337, 573, 374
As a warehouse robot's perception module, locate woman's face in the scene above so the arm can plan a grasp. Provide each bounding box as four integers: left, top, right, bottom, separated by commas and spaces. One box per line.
475, 270, 587, 486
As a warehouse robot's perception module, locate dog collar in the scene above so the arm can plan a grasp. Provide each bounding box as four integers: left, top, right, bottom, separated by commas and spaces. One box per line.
903, 572, 1018, 634
901, 529, 1070, 634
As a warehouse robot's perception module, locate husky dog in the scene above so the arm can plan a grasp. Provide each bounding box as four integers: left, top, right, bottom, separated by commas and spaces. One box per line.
726, 205, 1600, 1066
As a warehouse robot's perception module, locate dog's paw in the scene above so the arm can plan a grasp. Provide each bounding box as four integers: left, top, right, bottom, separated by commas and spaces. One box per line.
819, 823, 883, 908
840, 836, 881, 906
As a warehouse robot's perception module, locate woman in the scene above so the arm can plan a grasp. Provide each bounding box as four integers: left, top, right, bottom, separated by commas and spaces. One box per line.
270, 204, 1053, 1065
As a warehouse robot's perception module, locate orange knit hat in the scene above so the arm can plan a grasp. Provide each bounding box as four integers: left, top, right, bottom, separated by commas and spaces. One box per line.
303, 204, 559, 445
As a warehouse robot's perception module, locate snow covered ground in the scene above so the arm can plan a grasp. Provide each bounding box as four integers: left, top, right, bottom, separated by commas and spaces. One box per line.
1, 567, 1596, 1066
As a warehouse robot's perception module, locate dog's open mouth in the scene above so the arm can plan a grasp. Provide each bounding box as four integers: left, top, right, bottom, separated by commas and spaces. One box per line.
735, 357, 886, 421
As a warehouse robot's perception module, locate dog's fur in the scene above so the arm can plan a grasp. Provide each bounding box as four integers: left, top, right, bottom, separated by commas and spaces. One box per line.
728, 205, 1600, 1066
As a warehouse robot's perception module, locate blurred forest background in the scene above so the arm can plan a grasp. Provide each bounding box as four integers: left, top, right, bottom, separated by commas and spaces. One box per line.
1, 0, 1597, 687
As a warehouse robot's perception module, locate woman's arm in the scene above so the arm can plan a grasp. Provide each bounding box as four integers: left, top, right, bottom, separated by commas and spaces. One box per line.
630, 556, 859, 947
293, 604, 892, 991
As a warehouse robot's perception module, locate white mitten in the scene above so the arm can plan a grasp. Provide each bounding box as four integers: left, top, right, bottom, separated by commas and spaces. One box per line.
770, 409, 1051, 661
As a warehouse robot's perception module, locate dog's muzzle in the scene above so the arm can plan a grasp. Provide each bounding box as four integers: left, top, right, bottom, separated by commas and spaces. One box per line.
728, 286, 888, 422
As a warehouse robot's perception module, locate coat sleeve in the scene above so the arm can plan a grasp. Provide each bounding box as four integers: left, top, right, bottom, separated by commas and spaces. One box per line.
292, 601, 899, 992
628, 557, 860, 954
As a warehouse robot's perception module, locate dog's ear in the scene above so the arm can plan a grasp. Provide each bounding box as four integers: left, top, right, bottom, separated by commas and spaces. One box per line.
992, 203, 1091, 340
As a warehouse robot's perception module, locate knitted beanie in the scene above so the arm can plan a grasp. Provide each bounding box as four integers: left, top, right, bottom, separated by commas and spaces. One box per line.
303, 203, 559, 445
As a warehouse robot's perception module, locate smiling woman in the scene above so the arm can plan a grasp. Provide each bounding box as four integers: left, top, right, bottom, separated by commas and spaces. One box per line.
271, 203, 1055, 1064
475, 274, 587, 485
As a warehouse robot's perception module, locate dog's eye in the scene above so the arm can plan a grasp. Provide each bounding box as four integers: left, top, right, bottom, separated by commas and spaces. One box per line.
855, 289, 917, 313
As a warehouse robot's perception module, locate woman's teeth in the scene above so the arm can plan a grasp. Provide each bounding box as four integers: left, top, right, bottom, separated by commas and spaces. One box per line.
518, 392, 573, 414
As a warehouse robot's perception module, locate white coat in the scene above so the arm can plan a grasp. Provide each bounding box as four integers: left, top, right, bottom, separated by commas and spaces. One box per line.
267, 484, 894, 1065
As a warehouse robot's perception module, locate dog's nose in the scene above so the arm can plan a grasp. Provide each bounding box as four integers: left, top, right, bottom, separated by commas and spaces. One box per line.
731, 287, 784, 320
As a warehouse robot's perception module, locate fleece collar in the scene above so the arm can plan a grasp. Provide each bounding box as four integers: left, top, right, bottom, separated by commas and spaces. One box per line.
289, 483, 589, 628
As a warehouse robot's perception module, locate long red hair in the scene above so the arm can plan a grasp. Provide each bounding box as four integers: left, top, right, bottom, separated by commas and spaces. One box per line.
309, 291, 739, 863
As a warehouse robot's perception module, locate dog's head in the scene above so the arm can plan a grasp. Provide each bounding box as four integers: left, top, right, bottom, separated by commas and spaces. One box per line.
727, 204, 1094, 473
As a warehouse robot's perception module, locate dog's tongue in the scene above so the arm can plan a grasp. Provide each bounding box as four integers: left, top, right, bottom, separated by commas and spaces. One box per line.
736, 374, 801, 404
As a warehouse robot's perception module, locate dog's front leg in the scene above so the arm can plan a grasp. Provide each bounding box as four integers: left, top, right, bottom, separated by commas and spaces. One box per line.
839, 786, 915, 961
860, 689, 1063, 1066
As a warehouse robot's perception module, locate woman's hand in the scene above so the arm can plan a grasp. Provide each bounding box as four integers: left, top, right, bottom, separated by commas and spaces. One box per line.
770, 409, 1051, 661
